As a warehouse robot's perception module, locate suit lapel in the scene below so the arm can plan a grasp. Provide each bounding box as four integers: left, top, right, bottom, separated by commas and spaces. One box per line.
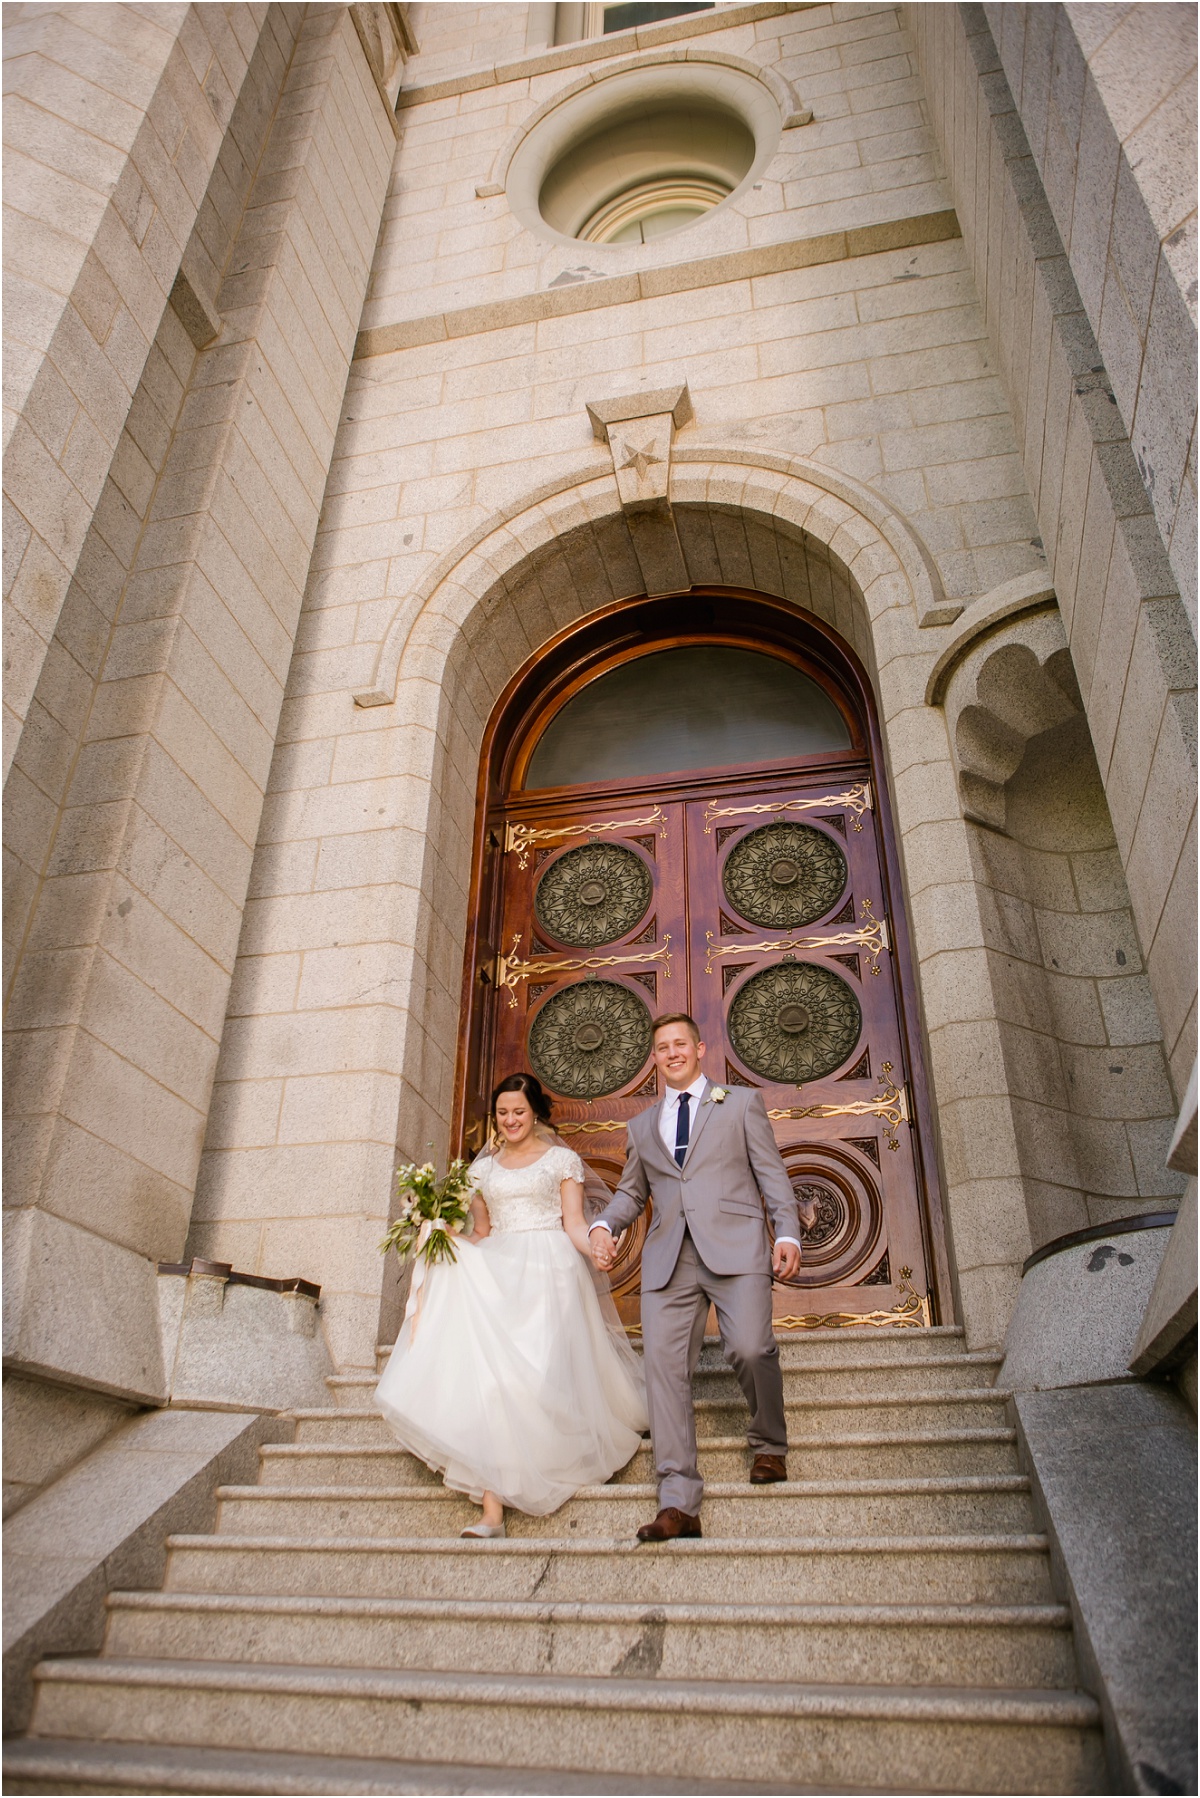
633, 1102, 676, 1178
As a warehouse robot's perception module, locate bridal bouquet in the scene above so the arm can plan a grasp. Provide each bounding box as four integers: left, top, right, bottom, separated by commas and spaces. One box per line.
379, 1158, 474, 1268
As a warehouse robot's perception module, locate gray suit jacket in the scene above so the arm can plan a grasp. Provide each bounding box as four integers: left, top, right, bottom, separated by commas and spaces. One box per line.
597, 1083, 802, 1291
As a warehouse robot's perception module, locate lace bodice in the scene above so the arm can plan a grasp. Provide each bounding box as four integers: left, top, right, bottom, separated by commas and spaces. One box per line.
468, 1146, 586, 1234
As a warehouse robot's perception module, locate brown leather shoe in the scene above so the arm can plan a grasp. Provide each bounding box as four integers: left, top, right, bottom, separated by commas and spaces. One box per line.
749, 1453, 788, 1484
635, 1506, 702, 1542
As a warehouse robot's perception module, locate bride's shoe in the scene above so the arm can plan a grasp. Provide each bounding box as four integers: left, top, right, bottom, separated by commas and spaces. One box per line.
460, 1521, 506, 1538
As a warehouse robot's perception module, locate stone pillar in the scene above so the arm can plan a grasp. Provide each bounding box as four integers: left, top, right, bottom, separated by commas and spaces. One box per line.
3, 5, 402, 1412
2, 4, 266, 781
905, 4, 1196, 1104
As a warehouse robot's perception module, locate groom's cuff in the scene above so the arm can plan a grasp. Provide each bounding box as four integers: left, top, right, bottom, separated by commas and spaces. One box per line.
588, 1221, 614, 1236
776, 1236, 802, 1249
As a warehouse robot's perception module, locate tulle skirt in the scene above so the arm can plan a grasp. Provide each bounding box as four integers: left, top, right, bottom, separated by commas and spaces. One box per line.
373, 1228, 649, 1515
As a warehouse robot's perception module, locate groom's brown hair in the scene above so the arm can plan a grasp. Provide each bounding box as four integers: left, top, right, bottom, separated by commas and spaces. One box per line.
651, 1012, 702, 1043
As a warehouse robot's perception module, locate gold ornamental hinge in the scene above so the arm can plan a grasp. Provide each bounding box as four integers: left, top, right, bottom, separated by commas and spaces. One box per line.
504, 807, 667, 870
706, 898, 889, 975
768, 1064, 910, 1151
493, 933, 673, 1009
704, 782, 873, 834
775, 1265, 931, 1331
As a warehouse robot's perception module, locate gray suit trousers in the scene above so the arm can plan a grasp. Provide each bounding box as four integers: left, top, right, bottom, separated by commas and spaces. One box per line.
641, 1232, 787, 1515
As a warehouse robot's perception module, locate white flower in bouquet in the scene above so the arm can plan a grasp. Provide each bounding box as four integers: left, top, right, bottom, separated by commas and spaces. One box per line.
379, 1154, 475, 1268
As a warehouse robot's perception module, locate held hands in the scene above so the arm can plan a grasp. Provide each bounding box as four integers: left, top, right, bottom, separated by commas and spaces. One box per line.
589, 1227, 616, 1272
772, 1239, 802, 1281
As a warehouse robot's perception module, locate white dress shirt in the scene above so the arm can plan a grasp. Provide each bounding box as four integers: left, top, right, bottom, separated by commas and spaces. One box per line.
589, 1073, 802, 1250
659, 1074, 709, 1158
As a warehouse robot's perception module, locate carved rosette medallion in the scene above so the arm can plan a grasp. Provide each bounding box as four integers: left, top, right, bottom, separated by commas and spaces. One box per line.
534, 843, 652, 948
728, 960, 861, 1083
722, 822, 847, 928
795, 1181, 844, 1249
774, 1145, 883, 1287
528, 980, 652, 1098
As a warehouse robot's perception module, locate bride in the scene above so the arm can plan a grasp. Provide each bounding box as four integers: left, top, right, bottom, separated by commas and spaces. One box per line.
374, 1072, 648, 1536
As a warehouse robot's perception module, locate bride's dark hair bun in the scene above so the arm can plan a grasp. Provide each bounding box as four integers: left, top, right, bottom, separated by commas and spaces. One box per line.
490, 1071, 553, 1125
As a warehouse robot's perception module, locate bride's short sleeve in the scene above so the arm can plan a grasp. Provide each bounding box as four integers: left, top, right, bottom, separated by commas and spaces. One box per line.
466, 1154, 492, 1193
554, 1146, 587, 1186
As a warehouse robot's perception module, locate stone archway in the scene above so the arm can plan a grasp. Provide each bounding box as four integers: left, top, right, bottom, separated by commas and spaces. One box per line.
191, 455, 1039, 1367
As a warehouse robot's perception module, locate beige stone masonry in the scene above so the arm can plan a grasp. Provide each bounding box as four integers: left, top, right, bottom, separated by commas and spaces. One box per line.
349, 2, 412, 131
396, 0, 804, 106
361, 5, 959, 344
3, 7, 397, 1407
984, 3, 1196, 628
933, 598, 1183, 1240
2, 4, 267, 782
354, 210, 962, 357
355, 439, 964, 710
906, 4, 1197, 1095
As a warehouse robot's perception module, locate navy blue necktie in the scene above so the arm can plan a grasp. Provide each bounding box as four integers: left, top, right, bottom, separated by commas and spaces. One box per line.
674, 1091, 691, 1167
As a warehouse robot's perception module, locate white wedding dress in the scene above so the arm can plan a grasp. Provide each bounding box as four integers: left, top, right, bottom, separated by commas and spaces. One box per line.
374, 1144, 648, 1515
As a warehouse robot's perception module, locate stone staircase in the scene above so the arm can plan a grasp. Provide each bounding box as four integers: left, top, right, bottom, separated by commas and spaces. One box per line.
4, 1327, 1107, 1795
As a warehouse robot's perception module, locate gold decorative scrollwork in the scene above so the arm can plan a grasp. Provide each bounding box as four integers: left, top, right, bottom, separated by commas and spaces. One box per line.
494, 933, 672, 1008
556, 1118, 629, 1135
768, 1065, 910, 1152
774, 1265, 932, 1331
705, 898, 890, 976
704, 783, 873, 834
505, 807, 668, 871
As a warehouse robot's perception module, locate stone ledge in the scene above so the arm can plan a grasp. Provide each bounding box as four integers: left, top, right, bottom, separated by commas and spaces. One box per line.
157, 1265, 335, 1415
1000, 1217, 1175, 1394
1013, 1384, 1198, 1796
353, 210, 962, 360
2, 1409, 291, 1736
0, 1734, 844, 1796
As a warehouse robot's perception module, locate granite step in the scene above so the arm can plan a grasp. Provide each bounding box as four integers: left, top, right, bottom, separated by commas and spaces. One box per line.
371, 1326, 969, 1374
102, 1591, 1078, 1688
212, 1477, 1036, 1541
258, 1430, 1021, 1488
697, 1388, 1012, 1430
292, 1389, 1014, 1445
26, 1658, 1106, 1794
162, 1533, 1058, 1606
332, 1354, 1002, 1407
0, 1735, 893, 1796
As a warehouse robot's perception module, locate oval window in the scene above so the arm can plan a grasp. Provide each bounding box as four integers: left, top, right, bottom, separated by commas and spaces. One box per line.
523, 647, 852, 789
504, 62, 781, 248
539, 98, 755, 242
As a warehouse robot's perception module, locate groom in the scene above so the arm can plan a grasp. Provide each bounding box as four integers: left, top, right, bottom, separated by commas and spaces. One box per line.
589, 1013, 802, 1541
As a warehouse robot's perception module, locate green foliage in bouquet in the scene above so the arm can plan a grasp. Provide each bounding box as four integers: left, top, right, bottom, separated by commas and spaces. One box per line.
379, 1158, 475, 1267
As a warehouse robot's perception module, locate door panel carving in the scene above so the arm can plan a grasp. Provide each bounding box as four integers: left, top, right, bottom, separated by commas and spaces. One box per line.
457, 604, 947, 1334
479, 769, 932, 1330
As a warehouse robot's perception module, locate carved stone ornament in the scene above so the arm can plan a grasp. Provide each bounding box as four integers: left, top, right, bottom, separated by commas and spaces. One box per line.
722, 821, 847, 929
795, 1180, 845, 1250
534, 843, 652, 948
728, 960, 861, 1084
586, 384, 692, 513
528, 980, 653, 1099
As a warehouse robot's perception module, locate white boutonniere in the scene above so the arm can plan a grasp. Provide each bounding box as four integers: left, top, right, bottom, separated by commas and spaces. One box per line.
708, 1086, 728, 1103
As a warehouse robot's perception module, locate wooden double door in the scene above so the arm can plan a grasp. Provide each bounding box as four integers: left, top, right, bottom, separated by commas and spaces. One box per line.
470, 753, 937, 1331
